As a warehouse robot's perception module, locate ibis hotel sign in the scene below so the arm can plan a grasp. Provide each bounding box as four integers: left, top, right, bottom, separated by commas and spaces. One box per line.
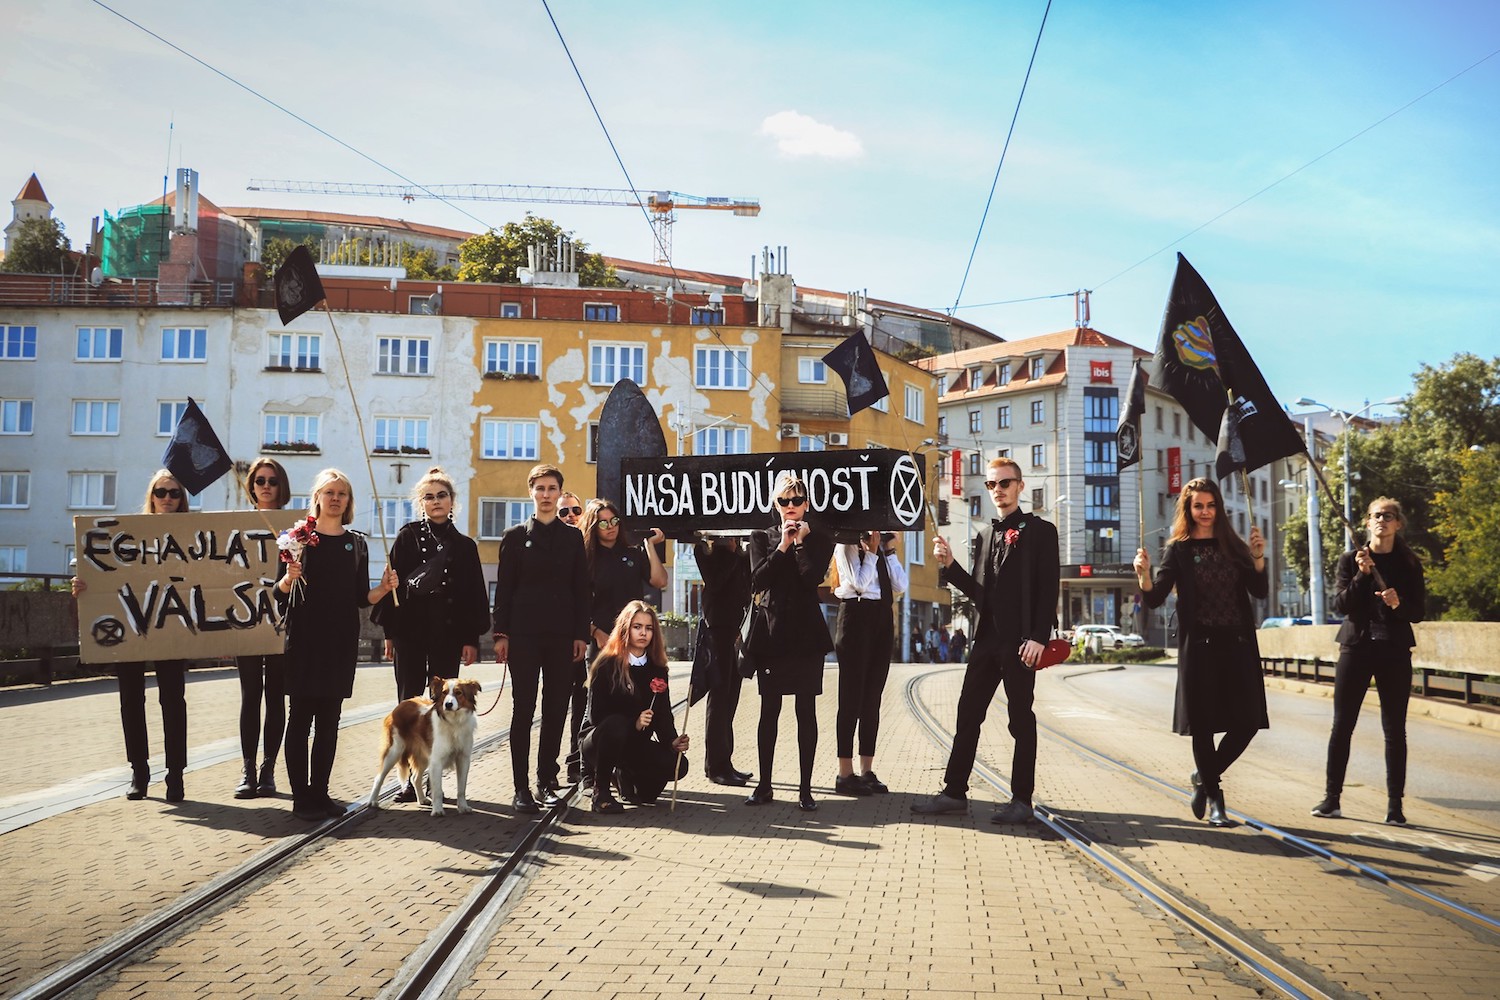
621, 449, 927, 532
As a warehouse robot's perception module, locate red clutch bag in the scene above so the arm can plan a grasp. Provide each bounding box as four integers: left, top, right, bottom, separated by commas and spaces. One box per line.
1034, 639, 1073, 671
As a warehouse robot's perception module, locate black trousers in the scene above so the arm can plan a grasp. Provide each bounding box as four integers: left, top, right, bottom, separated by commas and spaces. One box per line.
565, 649, 595, 780
582, 715, 686, 802
1324, 641, 1412, 800
236, 654, 286, 764
393, 635, 464, 701
702, 625, 744, 775
508, 634, 575, 791
834, 599, 894, 759
285, 694, 343, 801
942, 639, 1036, 802
117, 661, 187, 772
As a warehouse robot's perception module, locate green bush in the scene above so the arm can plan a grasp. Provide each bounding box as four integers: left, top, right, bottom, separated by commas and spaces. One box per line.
1080, 646, 1169, 664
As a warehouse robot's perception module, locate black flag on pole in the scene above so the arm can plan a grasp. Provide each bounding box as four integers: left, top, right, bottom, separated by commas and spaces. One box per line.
274, 245, 326, 326
822, 331, 890, 416
1116, 360, 1147, 471
162, 397, 232, 495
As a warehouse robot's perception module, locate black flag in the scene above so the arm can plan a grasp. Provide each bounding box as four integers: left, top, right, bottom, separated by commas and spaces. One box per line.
162, 397, 232, 496
822, 331, 890, 416
1116, 360, 1147, 471
274, 245, 325, 326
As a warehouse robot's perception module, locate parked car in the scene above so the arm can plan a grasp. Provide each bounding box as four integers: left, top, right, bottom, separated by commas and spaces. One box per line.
1073, 624, 1145, 649
1259, 616, 1311, 629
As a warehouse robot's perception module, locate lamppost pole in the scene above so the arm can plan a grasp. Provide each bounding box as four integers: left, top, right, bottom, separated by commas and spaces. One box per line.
1305, 416, 1325, 624
1296, 396, 1403, 552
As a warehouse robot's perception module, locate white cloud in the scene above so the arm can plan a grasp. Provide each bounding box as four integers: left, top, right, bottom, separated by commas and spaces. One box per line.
759, 111, 864, 159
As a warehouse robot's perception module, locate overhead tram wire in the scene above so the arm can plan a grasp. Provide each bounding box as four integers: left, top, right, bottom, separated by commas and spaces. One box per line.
949, 0, 1053, 317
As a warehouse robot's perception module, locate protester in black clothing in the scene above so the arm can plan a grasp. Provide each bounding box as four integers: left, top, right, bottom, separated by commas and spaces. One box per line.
831, 530, 907, 796
375, 467, 490, 801
491, 463, 590, 814
558, 491, 584, 529
694, 535, 753, 785
1312, 497, 1427, 825
234, 458, 291, 799
581, 601, 689, 814
949, 626, 968, 664
1135, 477, 1267, 828
279, 469, 398, 821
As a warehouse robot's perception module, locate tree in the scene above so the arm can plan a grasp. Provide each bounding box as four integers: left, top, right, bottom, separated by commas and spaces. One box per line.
1, 217, 71, 273
456, 214, 618, 287
1428, 445, 1500, 620
260, 235, 320, 275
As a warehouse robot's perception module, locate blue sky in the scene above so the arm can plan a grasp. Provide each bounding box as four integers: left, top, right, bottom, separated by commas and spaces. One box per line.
3, 0, 1495, 416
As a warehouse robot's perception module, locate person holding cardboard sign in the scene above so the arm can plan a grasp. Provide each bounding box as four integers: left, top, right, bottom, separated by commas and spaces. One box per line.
234, 457, 292, 800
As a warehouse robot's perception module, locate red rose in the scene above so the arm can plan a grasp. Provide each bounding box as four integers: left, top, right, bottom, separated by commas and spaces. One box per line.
649, 677, 667, 694
1004, 527, 1021, 547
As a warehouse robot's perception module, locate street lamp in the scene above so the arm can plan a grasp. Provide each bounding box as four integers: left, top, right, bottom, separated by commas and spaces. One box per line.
1294, 396, 1403, 550
1278, 477, 1316, 618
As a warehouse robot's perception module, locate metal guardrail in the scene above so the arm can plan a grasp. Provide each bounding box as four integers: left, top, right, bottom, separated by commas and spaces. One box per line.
1261, 656, 1500, 706
0, 275, 235, 308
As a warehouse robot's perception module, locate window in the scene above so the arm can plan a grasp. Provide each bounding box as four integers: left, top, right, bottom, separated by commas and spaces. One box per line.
479, 498, 533, 539
378, 336, 431, 375
76, 327, 123, 361
937, 415, 947, 438
1, 398, 33, 434
484, 339, 540, 376
1086, 484, 1118, 522
589, 342, 645, 386
937, 375, 948, 396
1084, 389, 1119, 433
1158, 492, 1167, 518
1030, 357, 1045, 379
380, 499, 415, 538
263, 413, 321, 448
968, 496, 981, 518
157, 401, 189, 436
373, 416, 430, 454
997, 448, 1011, 460
905, 530, 924, 565
967, 452, 981, 476
587, 422, 600, 464
72, 400, 120, 435
1237, 511, 1246, 535
269, 332, 321, 370
696, 425, 750, 455
0, 546, 25, 574
161, 327, 207, 362
1155, 406, 1164, 431
1173, 412, 1182, 437
1188, 422, 1196, 442
695, 346, 750, 389
1187, 458, 1196, 479
997, 362, 1010, 385
481, 419, 539, 460
1032, 488, 1044, 511
500, 302, 522, 319
0, 472, 29, 508
1031, 444, 1045, 467
691, 306, 724, 325
968, 410, 981, 433
997, 405, 1010, 429
584, 303, 620, 322
1156, 449, 1164, 474
2, 325, 37, 360
1084, 439, 1117, 476
904, 384, 923, 423
968, 366, 983, 390
799, 435, 827, 452
68, 472, 116, 508
1030, 400, 1045, 424
798, 357, 827, 384
871, 394, 888, 413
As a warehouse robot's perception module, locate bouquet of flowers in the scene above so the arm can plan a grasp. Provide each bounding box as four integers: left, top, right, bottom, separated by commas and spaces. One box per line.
277, 516, 320, 603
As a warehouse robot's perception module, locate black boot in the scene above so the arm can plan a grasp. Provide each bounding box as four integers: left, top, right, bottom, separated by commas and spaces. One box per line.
165, 768, 185, 803
257, 757, 278, 796
235, 760, 258, 799
1206, 788, 1230, 827
126, 763, 150, 800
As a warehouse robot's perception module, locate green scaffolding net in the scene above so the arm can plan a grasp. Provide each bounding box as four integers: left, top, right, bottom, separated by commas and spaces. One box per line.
100, 205, 171, 279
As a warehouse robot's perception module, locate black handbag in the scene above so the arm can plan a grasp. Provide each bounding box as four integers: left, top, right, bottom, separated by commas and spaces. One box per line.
402, 524, 451, 600
738, 596, 771, 678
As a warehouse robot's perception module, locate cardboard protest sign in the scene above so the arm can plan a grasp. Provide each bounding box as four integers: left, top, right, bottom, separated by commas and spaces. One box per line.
74, 510, 301, 664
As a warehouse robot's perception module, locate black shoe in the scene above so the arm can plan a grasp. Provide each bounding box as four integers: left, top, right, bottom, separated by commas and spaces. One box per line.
709, 770, 749, 786
323, 796, 347, 818
165, 769, 185, 803
1311, 797, 1342, 819
745, 785, 774, 805
395, 780, 418, 803
732, 767, 753, 783
567, 761, 581, 783
1207, 789, 1230, 827
538, 785, 564, 808
1386, 800, 1407, 825
614, 770, 643, 805
1190, 771, 1206, 820
513, 789, 541, 814
257, 759, 278, 796
126, 765, 149, 801
911, 792, 967, 815
592, 792, 623, 814
990, 799, 1036, 825
291, 797, 324, 822
235, 761, 257, 799
860, 771, 889, 794
798, 789, 818, 811
833, 774, 871, 796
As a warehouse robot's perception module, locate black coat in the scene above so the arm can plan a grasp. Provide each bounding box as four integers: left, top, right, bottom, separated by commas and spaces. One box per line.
282, 529, 372, 700
374, 520, 490, 644
582, 655, 679, 745
939, 513, 1060, 646
748, 523, 834, 695
491, 516, 589, 641
1333, 548, 1425, 649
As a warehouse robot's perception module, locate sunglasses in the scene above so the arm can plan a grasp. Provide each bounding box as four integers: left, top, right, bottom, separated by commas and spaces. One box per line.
597, 516, 621, 528
1369, 511, 1399, 522
253, 476, 279, 487
559, 506, 583, 517
421, 491, 452, 502
777, 495, 808, 507
153, 487, 183, 499
984, 478, 1019, 491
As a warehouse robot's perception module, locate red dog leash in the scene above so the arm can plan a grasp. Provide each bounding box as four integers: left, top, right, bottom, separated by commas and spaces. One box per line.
477, 661, 508, 717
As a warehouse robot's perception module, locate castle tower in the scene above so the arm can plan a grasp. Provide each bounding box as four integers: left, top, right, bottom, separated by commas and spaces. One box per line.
5, 173, 53, 254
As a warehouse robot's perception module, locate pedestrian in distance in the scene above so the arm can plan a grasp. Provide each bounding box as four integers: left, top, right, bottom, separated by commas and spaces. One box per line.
745, 472, 835, 812
279, 469, 398, 821
234, 458, 291, 799
580, 601, 689, 814
925, 624, 941, 663
72, 469, 193, 802
1312, 497, 1427, 825
831, 530, 907, 796
913, 457, 1060, 825
491, 463, 590, 814
694, 534, 753, 786
374, 467, 490, 802
1134, 476, 1268, 828
949, 625, 968, 664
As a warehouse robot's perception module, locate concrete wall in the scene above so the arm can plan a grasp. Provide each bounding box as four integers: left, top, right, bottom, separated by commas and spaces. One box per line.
1256, 622, 1500, 675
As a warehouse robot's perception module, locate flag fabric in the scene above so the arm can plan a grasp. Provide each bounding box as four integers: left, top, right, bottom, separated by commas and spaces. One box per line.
274, 245, 325, 326
1149, 254, 1304, 479
687, 618, 716, 707
162, 397, 232, 495
822, 331, 890, 415
1116, 360, 1147, 471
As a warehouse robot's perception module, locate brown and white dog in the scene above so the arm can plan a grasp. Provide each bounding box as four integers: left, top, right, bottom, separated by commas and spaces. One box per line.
368, 675, 481, 816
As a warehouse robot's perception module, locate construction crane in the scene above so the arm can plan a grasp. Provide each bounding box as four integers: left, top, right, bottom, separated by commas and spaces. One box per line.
245, 180, 761, 266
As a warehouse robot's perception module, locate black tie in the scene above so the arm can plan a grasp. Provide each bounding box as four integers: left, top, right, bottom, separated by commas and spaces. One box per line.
875, 550, 892, 603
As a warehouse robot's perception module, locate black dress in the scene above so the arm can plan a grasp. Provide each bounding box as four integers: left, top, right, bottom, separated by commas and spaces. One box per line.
284, 529, 371, 700
376, 518, 490, 697
748, 525, 834, 696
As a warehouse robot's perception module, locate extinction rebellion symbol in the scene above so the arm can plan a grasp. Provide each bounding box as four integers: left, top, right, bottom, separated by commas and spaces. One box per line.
889, 455, 924, 527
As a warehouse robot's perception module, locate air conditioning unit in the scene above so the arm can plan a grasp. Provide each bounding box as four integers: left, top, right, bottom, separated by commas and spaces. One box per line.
780, 423, 800, 439
827, 432, 849, 446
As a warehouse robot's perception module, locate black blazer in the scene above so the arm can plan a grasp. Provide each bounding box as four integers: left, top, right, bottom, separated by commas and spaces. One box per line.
1333, 548, 1425, 648
491, 516, 589, 641
1141, 538, 1268, 645
940, 513, 1060, 645
749, 524, 834, 657
375, 520, 490, 643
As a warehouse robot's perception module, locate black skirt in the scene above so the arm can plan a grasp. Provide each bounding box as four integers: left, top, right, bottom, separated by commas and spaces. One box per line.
756, 651, 824, 697
1172, 629, 1269, 736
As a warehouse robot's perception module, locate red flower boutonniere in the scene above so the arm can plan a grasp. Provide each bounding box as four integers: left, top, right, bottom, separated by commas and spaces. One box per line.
1004, 527, 1022, 548
649, 675, 668, 712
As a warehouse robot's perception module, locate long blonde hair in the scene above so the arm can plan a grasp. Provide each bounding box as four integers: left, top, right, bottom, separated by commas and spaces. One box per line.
142, 469, 189, 514
307, 468, 355, 525
586, 600, 667, 693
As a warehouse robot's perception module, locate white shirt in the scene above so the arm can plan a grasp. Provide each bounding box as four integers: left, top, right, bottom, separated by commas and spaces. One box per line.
833, 544, 908, 601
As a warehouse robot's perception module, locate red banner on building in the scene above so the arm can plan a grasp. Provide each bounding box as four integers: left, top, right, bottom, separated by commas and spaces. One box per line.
1090, 360, 1113, 383
951, 449, 962, 497
1167, 446, 1182, 495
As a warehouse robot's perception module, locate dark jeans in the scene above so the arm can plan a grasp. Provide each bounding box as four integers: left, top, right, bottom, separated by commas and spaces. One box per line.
117, 661, 187, 772
236, 654, 286, 764
757, 692, 818, 793
702, 626, 744, 774
582, 715, 685, 802
393, 635, 464, 701
942, 640, 1036, 802
1325, 641, 1412, 800
508, 634, 575, 791
285, 694, 343, 802
834, 600, 893, 759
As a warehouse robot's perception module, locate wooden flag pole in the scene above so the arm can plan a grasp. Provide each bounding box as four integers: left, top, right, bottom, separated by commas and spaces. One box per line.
670, 684, 692, 811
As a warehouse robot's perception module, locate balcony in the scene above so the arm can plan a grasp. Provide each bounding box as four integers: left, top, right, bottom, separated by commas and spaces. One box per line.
0, 273, 236, 308
778, 385, 849, 419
